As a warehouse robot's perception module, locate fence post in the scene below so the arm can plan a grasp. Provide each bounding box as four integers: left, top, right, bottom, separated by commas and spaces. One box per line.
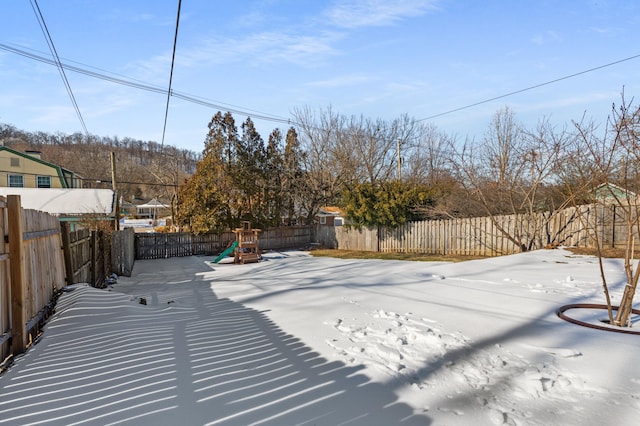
611, 204, 616, 248
60, 222, 74, 285
7, 195, 26, 355
90, 231, 97, 286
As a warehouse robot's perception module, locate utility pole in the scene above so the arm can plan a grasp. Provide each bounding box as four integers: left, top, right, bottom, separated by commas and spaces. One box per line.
111, 152, 120, 230
397, 139, 402, 182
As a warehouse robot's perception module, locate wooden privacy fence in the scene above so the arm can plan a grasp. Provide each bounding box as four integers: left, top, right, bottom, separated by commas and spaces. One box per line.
261, 226, 313, 250
112, 227, 135, 277
60, 224, 113, 287
135, 226, 313, 260
0, 197, 9, 367
135, 232, 231, 259
316, 204, 630, 255
1, 195, 66, 365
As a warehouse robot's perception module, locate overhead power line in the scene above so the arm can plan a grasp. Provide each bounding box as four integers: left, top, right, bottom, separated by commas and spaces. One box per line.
29, 0, 88, 135
161, 0, 182, 148
3, 40, 638, 134
0, 43, 293, 126
416, 53, 640, 122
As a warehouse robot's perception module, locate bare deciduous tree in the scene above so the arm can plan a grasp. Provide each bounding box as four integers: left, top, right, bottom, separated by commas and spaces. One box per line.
292, 106, 349, 223
571, 95, 640, 327
448, 107, 573, 252
403, 123, 453, 187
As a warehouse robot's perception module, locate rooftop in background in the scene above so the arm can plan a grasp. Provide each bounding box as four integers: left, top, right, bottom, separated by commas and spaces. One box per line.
318, 206, 343, 216
0, 188, 115, 215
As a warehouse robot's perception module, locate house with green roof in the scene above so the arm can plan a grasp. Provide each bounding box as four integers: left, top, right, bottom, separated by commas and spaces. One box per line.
0, 145, 83, 188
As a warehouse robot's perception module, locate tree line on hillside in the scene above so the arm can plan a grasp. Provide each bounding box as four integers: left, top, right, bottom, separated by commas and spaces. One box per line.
0, 123, 199, 204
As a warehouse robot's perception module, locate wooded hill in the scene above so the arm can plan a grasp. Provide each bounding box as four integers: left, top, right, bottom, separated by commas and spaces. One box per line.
0, 122, 199, 204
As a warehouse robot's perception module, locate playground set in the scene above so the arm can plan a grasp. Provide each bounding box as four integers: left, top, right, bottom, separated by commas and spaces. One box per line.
212, 221, 262, 264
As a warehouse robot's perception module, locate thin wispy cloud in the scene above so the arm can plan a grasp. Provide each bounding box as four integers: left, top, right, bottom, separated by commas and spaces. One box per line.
324, 0, 439, 28
128, 13, 156, 22
32, 105, 77, 126
307, 73, 377, 88
103, 6, 176, 28
531, 30, 562, 45
131, 1, 438, 78
516, 91, 620, 117
232, 11, 270, 28
165, 31, 342, 69
87, 95, 138, 118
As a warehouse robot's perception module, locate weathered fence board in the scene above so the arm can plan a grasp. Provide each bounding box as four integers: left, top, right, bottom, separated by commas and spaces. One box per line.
60, 224, 112, 287
21, 209, 65, 321
92, 230, 111, 287
0, 197, 9, 366
112, 228, 135, 277
260, 226, 313, 250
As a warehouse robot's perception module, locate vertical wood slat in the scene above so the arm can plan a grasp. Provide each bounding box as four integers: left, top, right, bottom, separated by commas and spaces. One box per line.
8, 195, 26, 355
0, 197, 10, 363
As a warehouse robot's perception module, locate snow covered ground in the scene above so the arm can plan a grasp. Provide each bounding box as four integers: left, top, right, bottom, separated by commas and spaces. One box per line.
1, 248, 639, 425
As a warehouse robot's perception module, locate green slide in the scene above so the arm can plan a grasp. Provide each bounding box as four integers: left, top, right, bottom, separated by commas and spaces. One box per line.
212, 241, 238, 263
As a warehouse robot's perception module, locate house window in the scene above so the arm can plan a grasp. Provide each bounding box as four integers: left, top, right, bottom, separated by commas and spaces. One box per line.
320, 216, 326, 225
334, 218, 343, 226
10, 158, 20, 167
37, 175, 51, 188
8, 174, 24, 187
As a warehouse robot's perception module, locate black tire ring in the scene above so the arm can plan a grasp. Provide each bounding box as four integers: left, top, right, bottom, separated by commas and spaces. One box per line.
557, 303, 640, 335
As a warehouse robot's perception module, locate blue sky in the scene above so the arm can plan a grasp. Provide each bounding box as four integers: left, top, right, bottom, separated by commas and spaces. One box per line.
1, 0, 639, 153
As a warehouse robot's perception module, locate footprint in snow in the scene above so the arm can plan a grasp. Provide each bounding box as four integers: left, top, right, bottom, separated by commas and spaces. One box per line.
524, 345, 582, 358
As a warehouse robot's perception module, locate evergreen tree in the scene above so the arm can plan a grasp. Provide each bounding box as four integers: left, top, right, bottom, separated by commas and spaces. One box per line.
175, 156, 226, 234
238, 117, 267, 226
282, 127, 305, 225
341, 181, 436, 228
176, 112, 239, 233
177, 113, 287, 232
265, 129, 285, 226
